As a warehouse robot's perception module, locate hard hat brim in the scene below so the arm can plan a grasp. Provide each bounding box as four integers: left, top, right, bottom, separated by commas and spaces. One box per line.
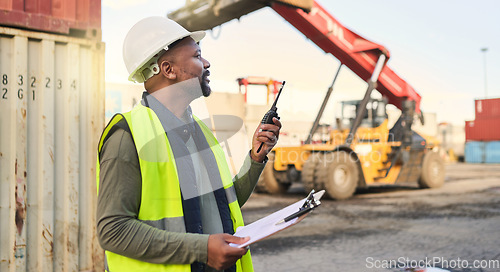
188, 30, 206, 44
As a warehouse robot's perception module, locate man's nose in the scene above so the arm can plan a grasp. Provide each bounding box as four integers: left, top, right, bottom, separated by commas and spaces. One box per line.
202, 57, 210, 69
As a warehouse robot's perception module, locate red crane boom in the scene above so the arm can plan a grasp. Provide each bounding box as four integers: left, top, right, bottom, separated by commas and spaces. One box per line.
168, 0, 421, 112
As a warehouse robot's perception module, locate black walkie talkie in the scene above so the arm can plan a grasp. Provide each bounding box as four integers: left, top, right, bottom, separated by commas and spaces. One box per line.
256, 81, 285, 153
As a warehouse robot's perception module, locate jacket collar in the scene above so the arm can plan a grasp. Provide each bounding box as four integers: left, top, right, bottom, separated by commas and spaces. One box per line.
141, 91, 195, 143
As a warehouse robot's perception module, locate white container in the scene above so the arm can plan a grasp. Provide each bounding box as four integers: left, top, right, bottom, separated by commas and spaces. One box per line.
0, 27, 105, 271
438, 123, 465, 158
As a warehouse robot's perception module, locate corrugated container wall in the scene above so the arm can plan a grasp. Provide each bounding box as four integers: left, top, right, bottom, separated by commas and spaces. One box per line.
465, 119, 500, 142
437, 123, 465, 158
485, 141, 500, 163
465, 141, 486, 163
0, 26, 104, 271
465, 141, 500, 164
475, 98, 500, 120
0, 0, 101, 39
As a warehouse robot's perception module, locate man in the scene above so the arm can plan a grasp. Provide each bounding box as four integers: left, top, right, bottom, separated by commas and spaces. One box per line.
96, 17, 282, 272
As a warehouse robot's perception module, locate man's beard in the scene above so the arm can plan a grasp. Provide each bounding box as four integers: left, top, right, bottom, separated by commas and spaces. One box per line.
200, 70, 211, 97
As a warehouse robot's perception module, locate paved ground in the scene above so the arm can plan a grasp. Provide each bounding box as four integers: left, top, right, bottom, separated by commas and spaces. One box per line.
241, 163, 500, 272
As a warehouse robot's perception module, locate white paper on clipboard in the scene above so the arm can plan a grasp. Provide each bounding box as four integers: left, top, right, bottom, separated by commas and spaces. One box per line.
229, 190, 325, 248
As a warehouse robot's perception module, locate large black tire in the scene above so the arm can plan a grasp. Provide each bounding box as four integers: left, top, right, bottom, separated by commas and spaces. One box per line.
317, 152, 359, 200
419, 151, 445, 188
256, 153, 291, 194
302, 152, 322, 193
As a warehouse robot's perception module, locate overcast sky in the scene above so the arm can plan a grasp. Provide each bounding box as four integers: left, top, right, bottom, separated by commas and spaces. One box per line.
102, 0, 500, 125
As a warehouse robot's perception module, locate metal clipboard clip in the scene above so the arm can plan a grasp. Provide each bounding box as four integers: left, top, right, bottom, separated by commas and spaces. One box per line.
275, 190, 322, 225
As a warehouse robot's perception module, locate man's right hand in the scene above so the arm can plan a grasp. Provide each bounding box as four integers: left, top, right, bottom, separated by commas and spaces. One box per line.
207, 234, 250, 270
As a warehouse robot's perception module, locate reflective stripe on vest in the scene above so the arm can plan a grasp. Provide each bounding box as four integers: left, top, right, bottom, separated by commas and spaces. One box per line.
97, 104, 253, 272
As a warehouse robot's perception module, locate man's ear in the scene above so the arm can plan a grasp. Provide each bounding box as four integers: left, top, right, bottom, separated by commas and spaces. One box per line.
159, 60, 176, 80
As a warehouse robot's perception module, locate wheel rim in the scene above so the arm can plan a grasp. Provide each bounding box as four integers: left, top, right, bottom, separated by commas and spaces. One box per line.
333, 166, 349, 188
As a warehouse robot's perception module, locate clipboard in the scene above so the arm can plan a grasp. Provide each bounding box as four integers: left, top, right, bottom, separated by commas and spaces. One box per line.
230, 190, 325, 248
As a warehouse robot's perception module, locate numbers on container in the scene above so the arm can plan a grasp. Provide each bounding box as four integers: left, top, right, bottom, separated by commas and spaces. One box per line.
18, 89, 23, 99
57, 79, 62, 89
2, 88, 6, 99
30, 77, 36, 101
45, 77, 51, 88
18, 75, 23, 86
2, 74, 7, 85
71, 80, 76, 90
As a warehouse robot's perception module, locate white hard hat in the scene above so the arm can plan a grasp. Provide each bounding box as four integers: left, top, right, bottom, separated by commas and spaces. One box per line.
123, 16, 206, 83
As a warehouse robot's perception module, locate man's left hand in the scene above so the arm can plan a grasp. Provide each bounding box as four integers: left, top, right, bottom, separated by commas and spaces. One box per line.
250, 117, 282, 163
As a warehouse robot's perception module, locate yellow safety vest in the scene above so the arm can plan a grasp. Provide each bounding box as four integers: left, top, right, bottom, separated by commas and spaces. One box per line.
97, 103, 253, 272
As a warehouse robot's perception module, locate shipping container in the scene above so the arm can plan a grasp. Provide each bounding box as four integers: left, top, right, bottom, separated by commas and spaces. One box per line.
485, 141, 500, 163
437, 123, 465, 158
0, 26, 105, 271
465, 141, 500, 164
465, 118, 500, 141
475, 98, 500, 119
465, 141, 486, 163
0, 0, 100, 39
